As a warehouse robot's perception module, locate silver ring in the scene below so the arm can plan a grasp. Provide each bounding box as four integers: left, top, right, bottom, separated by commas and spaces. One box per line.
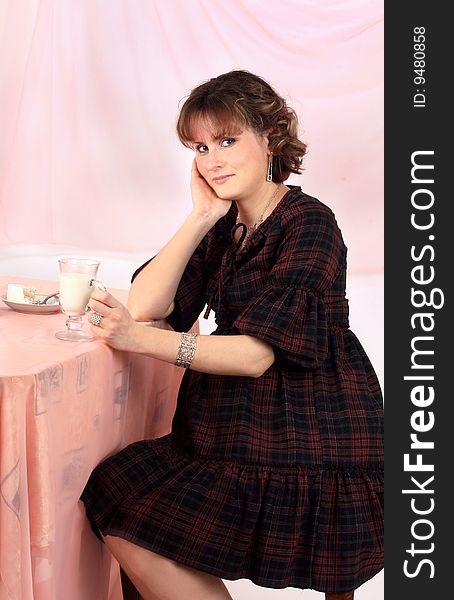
90, 311, 103, 326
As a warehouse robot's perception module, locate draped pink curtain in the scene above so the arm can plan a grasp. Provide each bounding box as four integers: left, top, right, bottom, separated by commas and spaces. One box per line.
0, 0, 383, 273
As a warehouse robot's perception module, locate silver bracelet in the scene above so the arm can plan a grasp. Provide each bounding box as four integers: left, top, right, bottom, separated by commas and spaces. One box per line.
175, 332, 197, 368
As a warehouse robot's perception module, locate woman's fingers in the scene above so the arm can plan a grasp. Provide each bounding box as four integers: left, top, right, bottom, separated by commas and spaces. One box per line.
89, 289, 121, 309
88, 297, 110, 315
88, 299, 143, 353
191, 158, 232, 220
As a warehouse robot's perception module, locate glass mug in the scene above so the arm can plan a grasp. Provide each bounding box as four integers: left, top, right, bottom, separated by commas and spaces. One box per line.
55, 258, 106, 342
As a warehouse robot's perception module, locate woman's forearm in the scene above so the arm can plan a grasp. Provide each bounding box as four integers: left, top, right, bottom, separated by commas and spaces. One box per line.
131, 325, 275, 378
89, 289, 273, 376
127, 211, 216, 322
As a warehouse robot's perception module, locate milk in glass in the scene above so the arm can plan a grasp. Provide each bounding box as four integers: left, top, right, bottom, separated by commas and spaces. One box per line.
59, 273, 92, 316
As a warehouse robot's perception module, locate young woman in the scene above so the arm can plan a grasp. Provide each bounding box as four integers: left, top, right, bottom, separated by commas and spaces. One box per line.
81, 70, 384, 600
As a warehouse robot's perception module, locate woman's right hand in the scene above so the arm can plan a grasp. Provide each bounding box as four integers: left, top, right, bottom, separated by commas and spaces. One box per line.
190, 159, 232, 223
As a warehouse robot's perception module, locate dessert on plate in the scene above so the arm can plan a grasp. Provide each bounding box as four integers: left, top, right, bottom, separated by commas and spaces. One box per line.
6, 284, 39, 304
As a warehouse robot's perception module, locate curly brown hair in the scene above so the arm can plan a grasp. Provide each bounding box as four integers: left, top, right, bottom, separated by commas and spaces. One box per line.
176, 70, 307, 183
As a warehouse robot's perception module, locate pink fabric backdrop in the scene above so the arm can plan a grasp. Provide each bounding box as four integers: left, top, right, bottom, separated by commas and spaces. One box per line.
0, 0, 383, 272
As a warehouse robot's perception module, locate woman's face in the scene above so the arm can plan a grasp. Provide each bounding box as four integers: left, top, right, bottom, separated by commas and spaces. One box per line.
191, 120, 270, 202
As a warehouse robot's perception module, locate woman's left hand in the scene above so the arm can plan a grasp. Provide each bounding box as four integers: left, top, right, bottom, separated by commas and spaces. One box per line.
88, 289, 144, 352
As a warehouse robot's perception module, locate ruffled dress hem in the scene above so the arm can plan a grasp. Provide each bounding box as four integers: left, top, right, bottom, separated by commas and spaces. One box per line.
81, 433, 383, 593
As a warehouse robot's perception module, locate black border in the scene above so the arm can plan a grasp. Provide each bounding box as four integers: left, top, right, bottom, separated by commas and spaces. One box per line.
385, 4, 450, 597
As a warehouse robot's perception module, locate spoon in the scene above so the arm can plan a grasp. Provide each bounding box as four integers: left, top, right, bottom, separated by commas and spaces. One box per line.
37, 292, 59, 305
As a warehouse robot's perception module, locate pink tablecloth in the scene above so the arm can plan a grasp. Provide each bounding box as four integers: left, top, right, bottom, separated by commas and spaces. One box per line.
0, 277, 187, 600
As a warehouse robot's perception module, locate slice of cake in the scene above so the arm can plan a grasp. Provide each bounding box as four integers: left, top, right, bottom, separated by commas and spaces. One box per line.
6, 284, 38, 304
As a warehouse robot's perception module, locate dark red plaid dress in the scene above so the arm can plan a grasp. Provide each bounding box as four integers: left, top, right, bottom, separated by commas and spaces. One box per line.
81, 187, 384, 593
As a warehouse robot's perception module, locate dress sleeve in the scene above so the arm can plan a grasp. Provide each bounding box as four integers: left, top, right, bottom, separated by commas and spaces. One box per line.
131, 235, 209, 333
233, 206, 345, 368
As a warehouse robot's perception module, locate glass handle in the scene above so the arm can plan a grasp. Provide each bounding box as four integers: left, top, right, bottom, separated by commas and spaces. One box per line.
89, 279, 107, 292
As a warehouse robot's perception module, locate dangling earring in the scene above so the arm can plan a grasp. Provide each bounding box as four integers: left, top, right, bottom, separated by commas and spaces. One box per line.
266, 152, 273, 182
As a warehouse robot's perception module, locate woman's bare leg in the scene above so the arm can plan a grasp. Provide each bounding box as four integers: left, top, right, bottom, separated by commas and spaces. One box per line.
325, 592, 354, 600
103, 534, 233, 600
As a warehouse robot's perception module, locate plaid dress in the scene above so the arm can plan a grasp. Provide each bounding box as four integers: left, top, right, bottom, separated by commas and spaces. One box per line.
81, 187, 384, 593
